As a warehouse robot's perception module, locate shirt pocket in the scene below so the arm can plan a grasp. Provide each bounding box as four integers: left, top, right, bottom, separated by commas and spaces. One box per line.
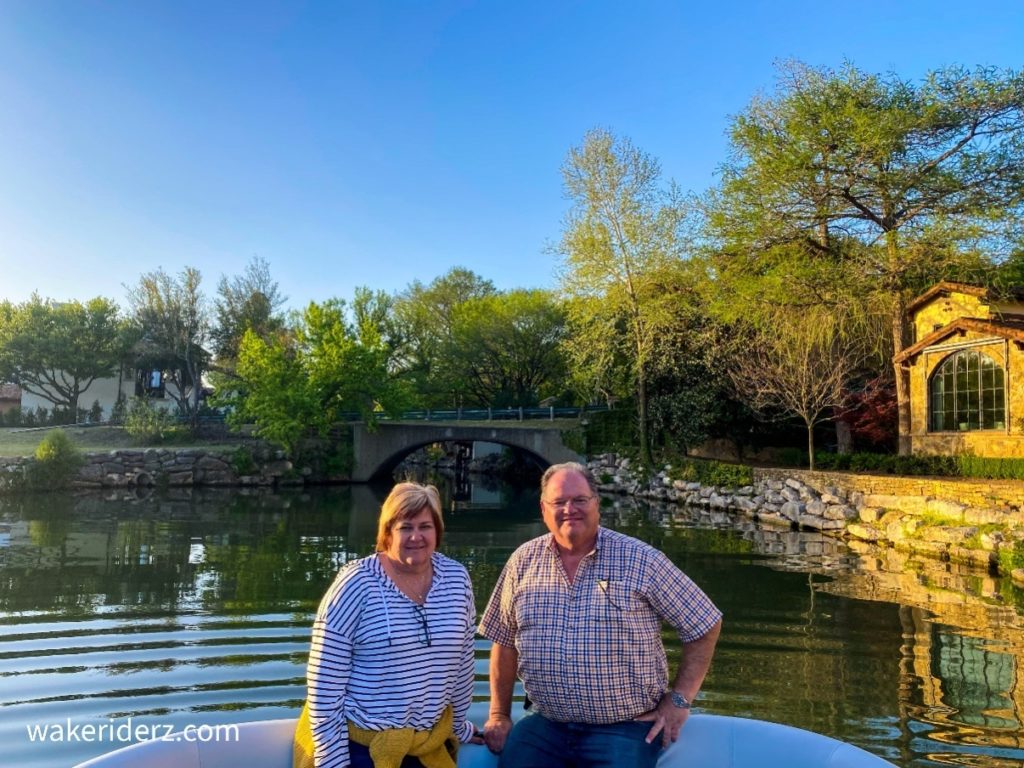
596, 580, 644, 616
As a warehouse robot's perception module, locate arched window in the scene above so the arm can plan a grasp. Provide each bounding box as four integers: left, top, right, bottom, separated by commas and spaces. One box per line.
929, 350, 1005, 431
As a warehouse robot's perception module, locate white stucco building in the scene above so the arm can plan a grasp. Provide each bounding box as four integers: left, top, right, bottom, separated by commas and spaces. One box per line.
19, 364, 185, 421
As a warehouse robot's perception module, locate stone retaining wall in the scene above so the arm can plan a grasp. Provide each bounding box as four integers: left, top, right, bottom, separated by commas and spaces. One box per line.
587, 454, 1024, 578
754, 468, 1024, 511
0, 446, 305, 492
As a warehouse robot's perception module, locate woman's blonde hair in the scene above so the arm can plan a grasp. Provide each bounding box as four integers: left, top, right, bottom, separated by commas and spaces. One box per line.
375, 482, 444, 552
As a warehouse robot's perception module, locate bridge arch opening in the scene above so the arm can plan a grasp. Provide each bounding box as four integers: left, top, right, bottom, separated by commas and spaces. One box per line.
351, 421, 582, 483
367, 439, 549, 484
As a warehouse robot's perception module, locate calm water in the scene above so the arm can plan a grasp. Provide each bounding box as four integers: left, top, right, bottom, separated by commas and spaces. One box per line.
2, 481, 1024, 767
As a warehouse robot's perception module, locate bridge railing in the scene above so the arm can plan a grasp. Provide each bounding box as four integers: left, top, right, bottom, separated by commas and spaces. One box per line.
337, 405, 610, 423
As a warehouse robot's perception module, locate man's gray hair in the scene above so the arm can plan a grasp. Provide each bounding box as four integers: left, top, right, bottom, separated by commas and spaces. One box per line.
540, 462, 598, 496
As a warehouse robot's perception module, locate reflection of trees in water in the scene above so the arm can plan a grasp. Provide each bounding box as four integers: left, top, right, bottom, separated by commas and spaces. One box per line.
814, 542, 1024, 761
610, 503, 902, 745
395, 444, 544, 496
0, 487, 361, 614
612, 498, 1024, 761
7, 484, 1024, 764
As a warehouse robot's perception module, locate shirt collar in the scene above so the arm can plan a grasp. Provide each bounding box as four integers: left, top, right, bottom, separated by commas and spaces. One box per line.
543, 527, 605, 556
368, 551, 444, 583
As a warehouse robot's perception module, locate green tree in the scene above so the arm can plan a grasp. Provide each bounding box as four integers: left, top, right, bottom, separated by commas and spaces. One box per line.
233, 294, 413, 451
645, 279, 740, 454
233, 328, 319, 450
445, 289, 568, 407
709, 61, 1024, 453
211, 256, 287, 367
559, 128, 691, 465
125, 267, 210, 430
392, 268, 496, 406
0, 295, 129, 418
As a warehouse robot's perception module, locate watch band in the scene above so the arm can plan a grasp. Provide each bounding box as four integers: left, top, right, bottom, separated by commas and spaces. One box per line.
669, 690, 691, 709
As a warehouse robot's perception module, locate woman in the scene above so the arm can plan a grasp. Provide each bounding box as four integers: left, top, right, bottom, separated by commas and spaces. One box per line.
297, 482, 480, 768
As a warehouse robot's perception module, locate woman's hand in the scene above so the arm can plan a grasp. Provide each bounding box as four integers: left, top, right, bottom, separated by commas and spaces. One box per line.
468, 723, 486, 745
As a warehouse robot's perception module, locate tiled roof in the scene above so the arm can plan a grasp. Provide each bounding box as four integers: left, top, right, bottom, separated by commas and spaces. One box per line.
905, 281, 1024, 315
895, 317, 1024, 363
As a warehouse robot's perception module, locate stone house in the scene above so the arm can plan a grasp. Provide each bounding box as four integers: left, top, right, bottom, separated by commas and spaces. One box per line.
0, 383, 21, 414
895, 281, 1024, 456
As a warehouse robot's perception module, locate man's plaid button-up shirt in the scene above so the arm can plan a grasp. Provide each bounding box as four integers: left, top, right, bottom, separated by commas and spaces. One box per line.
479, 527, 722, 724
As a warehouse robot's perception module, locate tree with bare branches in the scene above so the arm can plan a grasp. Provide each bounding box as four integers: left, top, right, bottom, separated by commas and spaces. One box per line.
728, 309, 867, 469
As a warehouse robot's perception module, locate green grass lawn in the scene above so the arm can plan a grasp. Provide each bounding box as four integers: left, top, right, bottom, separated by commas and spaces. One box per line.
0, 426, 242, 458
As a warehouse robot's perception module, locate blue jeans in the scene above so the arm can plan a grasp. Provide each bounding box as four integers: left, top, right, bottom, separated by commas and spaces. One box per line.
498, 712, 661, 768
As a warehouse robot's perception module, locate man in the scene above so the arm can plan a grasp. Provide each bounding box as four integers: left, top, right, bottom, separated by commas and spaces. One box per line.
479, 462, 722, 768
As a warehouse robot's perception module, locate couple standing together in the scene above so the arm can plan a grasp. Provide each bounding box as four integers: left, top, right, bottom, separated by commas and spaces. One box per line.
298, 462, 722, 768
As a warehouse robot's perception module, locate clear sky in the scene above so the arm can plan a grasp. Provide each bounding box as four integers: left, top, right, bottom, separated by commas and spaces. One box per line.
1, 1, 1022, 310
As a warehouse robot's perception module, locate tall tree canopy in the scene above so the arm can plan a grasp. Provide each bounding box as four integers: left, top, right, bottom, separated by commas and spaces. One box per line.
125, 267, 210, 429
559, 128, 691, 465
211, 256, 287, 367
446, 289, 567, 407
392, 267, 496, 407
0, 296, 129, 418
709, 61, 1024, 452
233, 293, 412, 451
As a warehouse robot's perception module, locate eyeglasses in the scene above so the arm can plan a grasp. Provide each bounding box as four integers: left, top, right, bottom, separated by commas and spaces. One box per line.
542, 495, 595, 511
412, 603, 431, 647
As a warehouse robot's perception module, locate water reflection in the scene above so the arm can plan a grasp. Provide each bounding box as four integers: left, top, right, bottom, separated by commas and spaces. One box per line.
1, 485, 1024, 767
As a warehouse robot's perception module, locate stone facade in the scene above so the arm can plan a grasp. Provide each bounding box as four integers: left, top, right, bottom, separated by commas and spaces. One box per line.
898, 282, 1024, 457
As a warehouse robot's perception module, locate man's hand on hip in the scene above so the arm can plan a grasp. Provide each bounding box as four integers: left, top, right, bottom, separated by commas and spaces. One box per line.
635, 694, 690, 747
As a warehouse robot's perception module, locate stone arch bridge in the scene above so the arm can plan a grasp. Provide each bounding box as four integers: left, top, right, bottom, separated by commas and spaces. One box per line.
350, 421, 583, 482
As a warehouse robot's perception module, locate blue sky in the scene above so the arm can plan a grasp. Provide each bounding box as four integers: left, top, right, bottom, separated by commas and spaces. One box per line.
1, 1, 1022, 310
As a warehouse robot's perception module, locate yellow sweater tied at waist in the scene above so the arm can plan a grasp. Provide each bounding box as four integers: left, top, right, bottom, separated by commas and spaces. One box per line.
294, 702, 458, 768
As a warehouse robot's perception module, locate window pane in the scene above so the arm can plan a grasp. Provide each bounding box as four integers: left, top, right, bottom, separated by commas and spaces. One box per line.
982, 365, 995, 390
930, 352, 1006, 433
982, 387, 995, 429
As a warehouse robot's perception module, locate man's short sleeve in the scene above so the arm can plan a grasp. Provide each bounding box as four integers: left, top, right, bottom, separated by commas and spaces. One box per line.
644, 549, 722, 643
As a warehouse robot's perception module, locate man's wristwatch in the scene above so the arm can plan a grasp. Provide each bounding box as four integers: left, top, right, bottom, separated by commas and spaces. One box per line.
669, 690, 691, 709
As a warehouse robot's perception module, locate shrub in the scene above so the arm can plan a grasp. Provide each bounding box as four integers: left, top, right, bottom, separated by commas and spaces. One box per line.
957, 455, 1024, 481
581, 408, 637, 453
699, 460, 753, 488
28, 429, 84, 489
998, 540, 1024, 575
668, 458, 752, 488
124, 398, 179, 443
110, 392, 127, 425
560, 426, 586, 455
231, 446, 258, 476
50, 407, 73, 425
325, 438, 354, 477
2, 406, 21, 427
777, 447, 804, 467
88, 400, 104, 423
806, 451, 1024, 480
